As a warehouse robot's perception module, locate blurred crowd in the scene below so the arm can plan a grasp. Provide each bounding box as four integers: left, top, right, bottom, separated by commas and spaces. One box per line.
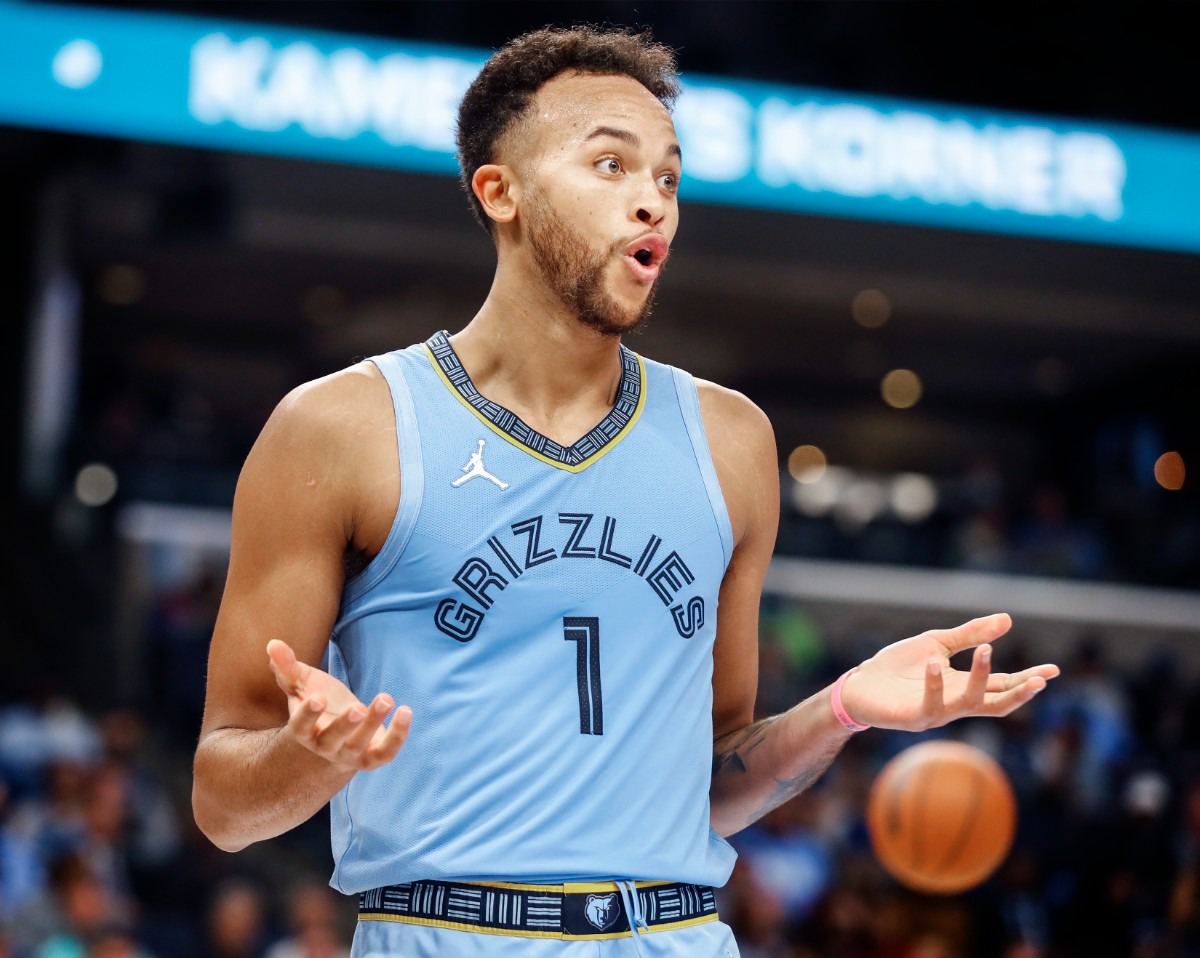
75, 348, 1198, 591
0, 699, 354, 958
723, 614, 1200, 958
6, 600, 1200, 958
777, 441, 1199, 590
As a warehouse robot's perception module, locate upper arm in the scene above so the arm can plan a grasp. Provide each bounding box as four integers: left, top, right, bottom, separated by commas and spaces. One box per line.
697, 381, 780, 740
199, 364, 397, 737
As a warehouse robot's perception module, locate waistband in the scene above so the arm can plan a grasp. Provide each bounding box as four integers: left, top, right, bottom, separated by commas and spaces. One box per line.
358, 879, 719, 940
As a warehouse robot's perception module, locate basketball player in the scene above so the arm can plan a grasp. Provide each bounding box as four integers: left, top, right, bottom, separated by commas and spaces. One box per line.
192, 26, 1059, 957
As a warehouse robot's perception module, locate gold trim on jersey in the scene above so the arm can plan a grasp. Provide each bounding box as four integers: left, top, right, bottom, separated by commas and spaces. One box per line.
356, 910, 720, 939
421, 341, 646, 474
470, 879, 675, 893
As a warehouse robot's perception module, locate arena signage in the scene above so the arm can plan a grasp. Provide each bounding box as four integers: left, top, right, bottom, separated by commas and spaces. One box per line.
2, 1, 1198, 254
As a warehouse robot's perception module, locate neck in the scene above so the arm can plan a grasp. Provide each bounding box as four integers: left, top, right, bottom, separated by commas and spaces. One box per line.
449, 260, 628, 445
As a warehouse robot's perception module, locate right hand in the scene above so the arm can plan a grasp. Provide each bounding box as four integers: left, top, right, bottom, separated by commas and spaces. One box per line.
267, 639, 412, 771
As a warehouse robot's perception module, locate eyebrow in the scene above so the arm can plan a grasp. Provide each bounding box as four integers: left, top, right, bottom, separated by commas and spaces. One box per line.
584, 125, 683, 161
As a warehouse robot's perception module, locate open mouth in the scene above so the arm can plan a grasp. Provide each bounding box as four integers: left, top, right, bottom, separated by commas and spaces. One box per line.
624, 233, 669, 275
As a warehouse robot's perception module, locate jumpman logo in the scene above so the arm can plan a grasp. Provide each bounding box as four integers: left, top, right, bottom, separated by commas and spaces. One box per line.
452, 439, 509, 490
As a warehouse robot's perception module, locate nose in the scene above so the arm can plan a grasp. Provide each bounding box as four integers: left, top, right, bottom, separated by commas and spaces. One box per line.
632, 175, 667, 227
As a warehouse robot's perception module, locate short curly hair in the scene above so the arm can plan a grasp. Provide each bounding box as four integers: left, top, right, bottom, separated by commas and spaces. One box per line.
456, 25, 681, 232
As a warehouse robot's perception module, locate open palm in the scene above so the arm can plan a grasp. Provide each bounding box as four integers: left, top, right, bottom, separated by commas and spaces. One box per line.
841, 614, 1060, 731
267, 639, 411, 771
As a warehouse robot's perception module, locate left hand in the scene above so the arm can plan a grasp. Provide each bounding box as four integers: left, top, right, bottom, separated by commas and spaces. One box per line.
840, 613, 1059, 731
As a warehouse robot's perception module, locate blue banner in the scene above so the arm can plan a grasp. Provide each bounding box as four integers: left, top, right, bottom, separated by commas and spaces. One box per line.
2, 1, 1198, 254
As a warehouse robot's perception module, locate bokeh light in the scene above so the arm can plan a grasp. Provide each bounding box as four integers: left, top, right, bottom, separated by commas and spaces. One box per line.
787, 445, 827, 483
75, 462, 118, 506
52, 38, 103, 89
890, 473, 939, 522
1154, 451, 1185, 490
835, 477, 887, 530
97, 264, 146, 305
791, 465, 850, 517
881, 368, 923, 408
851, 289, 891, 328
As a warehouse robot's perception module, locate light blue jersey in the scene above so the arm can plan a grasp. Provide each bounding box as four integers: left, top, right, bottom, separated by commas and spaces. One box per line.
327, 330, 736, 894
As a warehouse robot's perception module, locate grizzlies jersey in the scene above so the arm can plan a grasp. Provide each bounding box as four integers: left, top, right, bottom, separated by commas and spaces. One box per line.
327, 330, 736, 894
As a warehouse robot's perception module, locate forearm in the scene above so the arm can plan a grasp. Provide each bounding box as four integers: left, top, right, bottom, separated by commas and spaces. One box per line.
192, 725, 355, 852
710, 684, 855, 837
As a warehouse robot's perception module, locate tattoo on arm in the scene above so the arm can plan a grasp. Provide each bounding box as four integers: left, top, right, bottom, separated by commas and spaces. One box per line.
713, 714, 844, 830
712, 715, 779, 778
760, 766, 827, 815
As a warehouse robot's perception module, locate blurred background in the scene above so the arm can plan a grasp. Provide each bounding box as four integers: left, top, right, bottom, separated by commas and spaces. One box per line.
1, 2, 1197, 956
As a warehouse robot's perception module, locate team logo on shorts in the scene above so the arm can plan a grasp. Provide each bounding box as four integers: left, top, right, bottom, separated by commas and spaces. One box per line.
584, 893, 619, 931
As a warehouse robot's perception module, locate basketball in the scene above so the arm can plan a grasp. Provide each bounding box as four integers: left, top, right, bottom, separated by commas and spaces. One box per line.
866, 740, 1016, 895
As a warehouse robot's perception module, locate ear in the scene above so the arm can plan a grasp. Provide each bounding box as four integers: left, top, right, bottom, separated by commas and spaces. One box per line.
472, 164, 518, 226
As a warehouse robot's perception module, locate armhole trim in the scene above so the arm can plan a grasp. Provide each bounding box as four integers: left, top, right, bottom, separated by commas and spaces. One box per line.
341, 353, 424, 604
672, 368, 735, 568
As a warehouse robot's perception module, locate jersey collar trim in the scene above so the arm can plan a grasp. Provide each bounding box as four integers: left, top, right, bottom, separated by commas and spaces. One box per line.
422, 330, 646, 474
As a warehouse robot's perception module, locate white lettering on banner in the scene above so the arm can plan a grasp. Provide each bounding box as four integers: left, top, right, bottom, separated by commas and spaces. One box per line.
188, 33, 475, 151
752, 98, 1126, 221
189, 34, 273, 127
673, 86, 753, 182
756, 97, 815, 190
812, 104, 880, 198
1057, 133, 1126, 221
188, 34, 1127, 222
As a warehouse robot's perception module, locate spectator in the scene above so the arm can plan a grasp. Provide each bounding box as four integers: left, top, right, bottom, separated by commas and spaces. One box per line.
263, 881, 351, 958
206, 881, 267, 958
28, 856, 124, 958
1011, 484, 1109, 579
716, 859, 790, 958
86, 925, 152, 958
730, 792, 835, 927
1, 776, 44, 923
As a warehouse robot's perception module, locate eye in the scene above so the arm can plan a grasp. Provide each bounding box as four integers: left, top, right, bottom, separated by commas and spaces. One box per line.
595, 157, 623, 175
657, 172, 679, 193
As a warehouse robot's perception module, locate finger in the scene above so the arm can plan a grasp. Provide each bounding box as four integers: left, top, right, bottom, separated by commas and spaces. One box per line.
921, 658, 945, 719
286, 692, 328, 743
933, 613, 1012, 655
363, 705, 413, 768
339, 694, 395, 757
959, 644, 992, 708
267, 639, 308, 695
310, 699, 377, 755
985, 663, 1061, 693
981, 675, 1048, 717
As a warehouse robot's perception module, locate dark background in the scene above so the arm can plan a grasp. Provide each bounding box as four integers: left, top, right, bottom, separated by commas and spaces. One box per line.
1, 5, 1198, 956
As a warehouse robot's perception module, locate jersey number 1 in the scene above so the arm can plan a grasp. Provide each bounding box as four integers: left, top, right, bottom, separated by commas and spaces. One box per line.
563, 617, 603, 735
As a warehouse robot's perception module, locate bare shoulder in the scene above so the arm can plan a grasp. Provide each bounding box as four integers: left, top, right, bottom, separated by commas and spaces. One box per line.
695, 379, 774, 445
236, 361, 397, 543
265, 361, 390, 447
694, 378, 778, 547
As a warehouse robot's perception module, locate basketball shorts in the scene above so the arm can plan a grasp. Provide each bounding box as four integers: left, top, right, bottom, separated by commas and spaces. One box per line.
351, 879, 741, 958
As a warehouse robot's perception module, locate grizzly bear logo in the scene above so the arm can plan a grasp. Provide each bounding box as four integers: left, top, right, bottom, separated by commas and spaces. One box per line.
584, 893, 619, 930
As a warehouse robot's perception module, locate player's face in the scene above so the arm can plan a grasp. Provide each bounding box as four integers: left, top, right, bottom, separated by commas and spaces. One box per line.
512, 72, 681, 336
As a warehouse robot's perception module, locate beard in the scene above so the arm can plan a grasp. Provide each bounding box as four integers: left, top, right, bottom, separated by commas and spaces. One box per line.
524, 193, 660, 337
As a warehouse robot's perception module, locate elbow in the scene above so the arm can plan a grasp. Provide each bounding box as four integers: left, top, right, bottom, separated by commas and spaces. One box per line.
192, 787, 247, 853
192, 761, 250, 853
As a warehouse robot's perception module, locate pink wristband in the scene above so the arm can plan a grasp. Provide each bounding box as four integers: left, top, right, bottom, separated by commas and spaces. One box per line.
831, 669, 870, 732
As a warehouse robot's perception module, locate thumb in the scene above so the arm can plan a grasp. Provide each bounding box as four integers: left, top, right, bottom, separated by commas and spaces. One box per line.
266, 639, 305, 693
